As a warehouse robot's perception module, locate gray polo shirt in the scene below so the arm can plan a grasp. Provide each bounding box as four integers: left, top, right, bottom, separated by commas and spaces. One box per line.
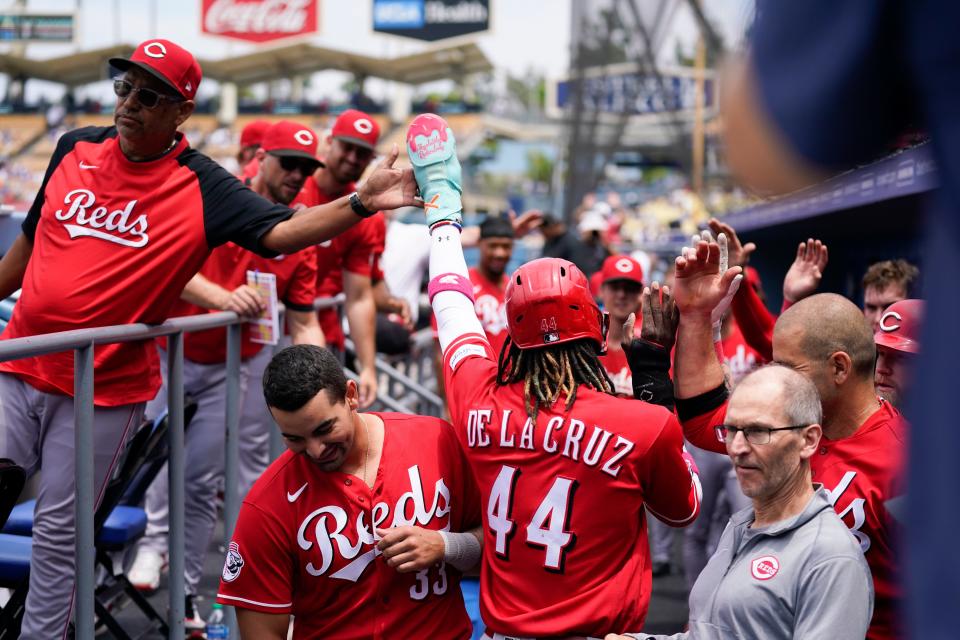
634, 487, 873, 640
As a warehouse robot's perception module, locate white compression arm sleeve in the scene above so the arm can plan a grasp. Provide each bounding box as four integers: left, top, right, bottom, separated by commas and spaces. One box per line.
429, 225, 485, 354
438, 530, 482, 572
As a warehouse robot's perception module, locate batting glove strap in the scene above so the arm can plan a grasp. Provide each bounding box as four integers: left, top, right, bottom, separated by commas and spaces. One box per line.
438, 530, 481, 572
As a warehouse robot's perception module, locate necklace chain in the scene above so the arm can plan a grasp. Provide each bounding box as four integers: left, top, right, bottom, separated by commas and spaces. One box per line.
361, 414, 371, 486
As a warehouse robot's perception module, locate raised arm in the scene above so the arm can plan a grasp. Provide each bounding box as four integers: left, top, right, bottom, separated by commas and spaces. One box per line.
404, 114, 485, 355
673, 239, 741, 453
261, 145, 421, 254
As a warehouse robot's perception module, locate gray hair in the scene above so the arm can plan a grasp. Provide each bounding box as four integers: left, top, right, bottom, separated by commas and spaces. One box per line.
735, 364, 822, 426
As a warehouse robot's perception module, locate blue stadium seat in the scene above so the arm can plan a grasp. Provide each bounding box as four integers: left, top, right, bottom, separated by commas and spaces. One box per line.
2, 500, 147, 548
0, 533, 31, 583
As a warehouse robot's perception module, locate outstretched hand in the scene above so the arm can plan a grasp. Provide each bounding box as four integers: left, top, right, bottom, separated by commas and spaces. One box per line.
622, 282, 679, 351
783, 238, 828, 303
357, 144, 423, 212
508, 209, 544, 236
708, 217, 755, 268
674, 236, 743, 320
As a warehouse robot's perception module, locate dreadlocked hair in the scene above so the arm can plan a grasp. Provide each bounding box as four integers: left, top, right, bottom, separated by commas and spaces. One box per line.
496, 336, 615, 419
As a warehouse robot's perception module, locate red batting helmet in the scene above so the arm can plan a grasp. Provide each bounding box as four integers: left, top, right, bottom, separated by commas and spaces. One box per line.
505, 258, 608, 352
874, 299, 924, 354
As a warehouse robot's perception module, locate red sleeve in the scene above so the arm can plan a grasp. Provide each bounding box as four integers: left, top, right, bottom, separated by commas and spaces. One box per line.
283, 246, 318, 310
217, 502, 294, 614
641, 413, 701, 527
442, 332, 497, 425
680, 402, 729, 455
442, 423, 483, 531
731, 282, 776, 362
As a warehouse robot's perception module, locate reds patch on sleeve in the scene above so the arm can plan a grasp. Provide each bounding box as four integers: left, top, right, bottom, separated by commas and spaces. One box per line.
449, 343, 487, 371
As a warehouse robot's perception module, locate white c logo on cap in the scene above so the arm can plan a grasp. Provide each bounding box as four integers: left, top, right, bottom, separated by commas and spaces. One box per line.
354, 118, 373, 135
294, 130, 314, 146
879, 310, 902, 333
144, 42, 167, 58
615, 258, 634, 273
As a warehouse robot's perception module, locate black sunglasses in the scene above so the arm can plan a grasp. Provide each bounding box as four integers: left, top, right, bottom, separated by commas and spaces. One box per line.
271, 154, 319, 175
113, 78, 183, 109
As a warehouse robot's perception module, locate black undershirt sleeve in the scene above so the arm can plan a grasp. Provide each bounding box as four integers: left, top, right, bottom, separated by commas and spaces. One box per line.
182, 150, 293, 257
675, 383, 729, 423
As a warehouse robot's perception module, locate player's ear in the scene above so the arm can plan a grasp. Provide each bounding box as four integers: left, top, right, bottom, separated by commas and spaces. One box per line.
174, 100, 195, 127
345, 379, 359, 410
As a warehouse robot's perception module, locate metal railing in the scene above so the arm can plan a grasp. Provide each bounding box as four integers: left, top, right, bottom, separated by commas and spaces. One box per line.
0, 294, 350, 640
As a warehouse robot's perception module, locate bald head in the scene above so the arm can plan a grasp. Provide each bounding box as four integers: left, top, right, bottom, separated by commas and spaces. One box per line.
775, 293, 876, 380
731, 364, 822, 427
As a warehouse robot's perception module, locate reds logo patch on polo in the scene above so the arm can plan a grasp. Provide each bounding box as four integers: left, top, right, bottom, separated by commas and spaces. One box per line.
354, 118, 374, 134
750, 555, 780, 580
222, 541, 244, 582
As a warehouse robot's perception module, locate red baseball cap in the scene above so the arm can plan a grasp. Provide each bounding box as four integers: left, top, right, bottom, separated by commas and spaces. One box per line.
874, 299, 924, 354
260, 121, 323, 167
331, 109, 380, 150
240, 120, 271, 148
110, 39, 202, 100
600, 255, 644, 286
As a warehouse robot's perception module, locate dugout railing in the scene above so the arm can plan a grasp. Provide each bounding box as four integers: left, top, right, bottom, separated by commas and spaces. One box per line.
0, 293, 423, 640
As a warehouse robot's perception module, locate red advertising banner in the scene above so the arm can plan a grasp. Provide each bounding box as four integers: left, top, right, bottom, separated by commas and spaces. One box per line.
201, 0, 319, 43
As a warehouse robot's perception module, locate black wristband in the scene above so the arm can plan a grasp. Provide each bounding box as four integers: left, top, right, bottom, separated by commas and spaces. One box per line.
349, 191, 375, 218
676, 383, 729, 422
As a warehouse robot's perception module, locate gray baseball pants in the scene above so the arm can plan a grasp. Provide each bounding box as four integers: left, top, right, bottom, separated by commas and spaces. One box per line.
136, 351, 247, 596
0, 372, 144, 639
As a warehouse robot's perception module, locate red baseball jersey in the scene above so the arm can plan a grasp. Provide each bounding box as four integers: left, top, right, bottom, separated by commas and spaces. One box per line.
681, 398, 906, 639
294, 179, 385, 349
468, 267, 508, 356
441, 332, 701, 637
720, 319, 765, 384
216, 413, 481, 640
597, 347, 632, 397
0, 126, 292, 406
172, 241, 318, 364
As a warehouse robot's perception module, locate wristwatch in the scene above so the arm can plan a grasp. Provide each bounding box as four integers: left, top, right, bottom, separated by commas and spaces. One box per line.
349, 191, 376, 218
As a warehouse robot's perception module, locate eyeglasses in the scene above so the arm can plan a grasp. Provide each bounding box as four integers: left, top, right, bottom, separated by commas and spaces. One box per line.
714, 423, 810, 445
113, 78, 183, 109
271, 154, 318, 175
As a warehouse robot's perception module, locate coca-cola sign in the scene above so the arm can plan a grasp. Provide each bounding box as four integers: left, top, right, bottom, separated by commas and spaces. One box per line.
201, 0, 319, 43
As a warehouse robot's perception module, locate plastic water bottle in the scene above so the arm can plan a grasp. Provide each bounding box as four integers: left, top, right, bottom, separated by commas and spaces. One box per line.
205, 603, 229, 639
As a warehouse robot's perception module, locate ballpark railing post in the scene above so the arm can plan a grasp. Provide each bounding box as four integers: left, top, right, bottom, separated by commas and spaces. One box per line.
167, 332, 186, 640
224, 322, 242, 638
269, 338, 285, 460
74, 342, 96, 640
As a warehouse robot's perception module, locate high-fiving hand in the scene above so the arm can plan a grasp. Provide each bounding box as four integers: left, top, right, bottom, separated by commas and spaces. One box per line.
356, 144, 423, 212
783, 238, 829, 303
673, 235, 744, 321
